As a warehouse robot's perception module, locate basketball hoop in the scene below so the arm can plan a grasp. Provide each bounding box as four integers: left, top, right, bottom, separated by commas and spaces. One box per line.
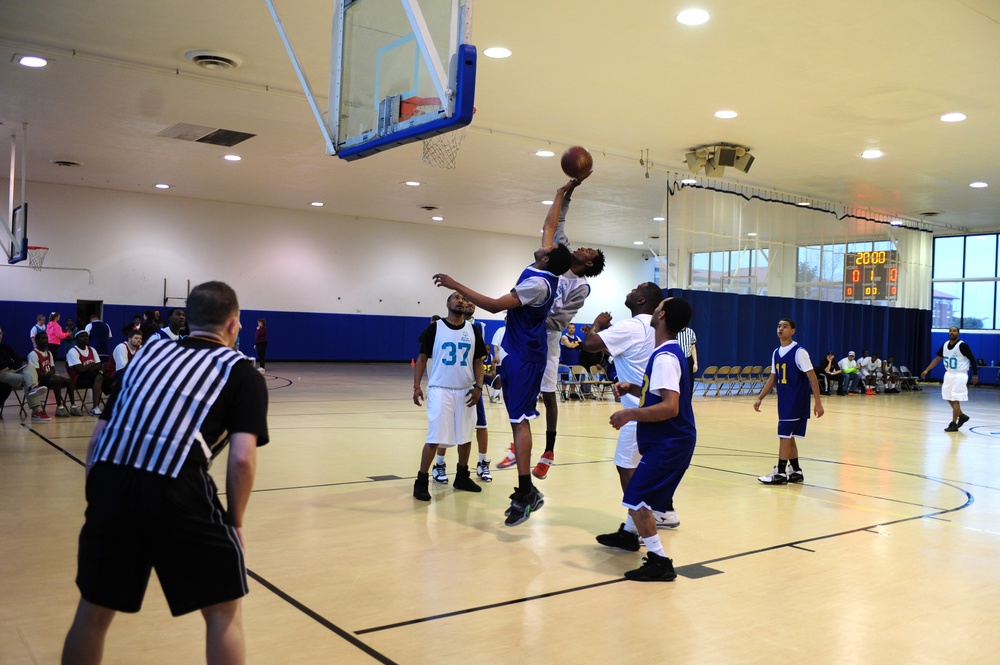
27, 246, 48, 272
422, 128, 469, 169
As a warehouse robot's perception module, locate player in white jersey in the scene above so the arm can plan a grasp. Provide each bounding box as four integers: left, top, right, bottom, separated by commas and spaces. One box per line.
921, 326, 979, 431
412, 292, 488, 501
497, 177, 607, 479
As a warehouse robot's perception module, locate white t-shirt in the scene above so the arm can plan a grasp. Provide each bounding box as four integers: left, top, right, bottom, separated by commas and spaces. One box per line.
596, 314, 655, 387
66, 345, 99, 367
27, 349, 54, 375
113, 342, 135, 371
775, 344, 813, 373
491, 326, 507, 363
513, 275, 551, 307
648, 341, 683, 397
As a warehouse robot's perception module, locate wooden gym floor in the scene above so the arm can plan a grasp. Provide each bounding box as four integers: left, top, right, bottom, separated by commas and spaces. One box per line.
2, 363, 999, 664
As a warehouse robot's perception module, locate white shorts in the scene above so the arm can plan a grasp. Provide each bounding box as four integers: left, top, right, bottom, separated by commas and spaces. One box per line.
539, 329, 562, 393
614, 396, 641, 468
941, 371, 969, 402
425, 386, 476, 447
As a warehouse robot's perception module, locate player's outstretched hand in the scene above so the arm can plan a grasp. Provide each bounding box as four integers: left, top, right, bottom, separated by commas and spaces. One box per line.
433, 273, 456, 289
413, 386, 424, 406
609, 409, 631, 431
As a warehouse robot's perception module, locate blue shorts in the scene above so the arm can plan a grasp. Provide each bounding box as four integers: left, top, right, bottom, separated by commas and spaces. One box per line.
622, 441, 694, 514
476, 394, 487, 428
501, 355, 546, 423
777, 418, 807, 439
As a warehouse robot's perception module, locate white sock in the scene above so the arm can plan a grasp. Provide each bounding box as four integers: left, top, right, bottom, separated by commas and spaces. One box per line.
624, 514, 638, 534
642, 534, 666, 558
435, 454, 445, 466
478, 452, 487, 463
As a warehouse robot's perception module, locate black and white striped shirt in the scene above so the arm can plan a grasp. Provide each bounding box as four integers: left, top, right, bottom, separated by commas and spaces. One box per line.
676, 328, 697, 359
93, 338, 268, 478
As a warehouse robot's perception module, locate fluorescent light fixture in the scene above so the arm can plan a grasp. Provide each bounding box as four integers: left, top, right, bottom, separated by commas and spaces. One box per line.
940, 112, 966, 123
483, 47, 512, 59
747, 232, 757, 237
154, 183, 170, 189
861, 149, 883, 159
541, 200, 554, 205
311, 202, 324, 207
223, 154, 242, 161
653, 216, 665, 221
404, 181, 421, 186
633, 241, 644, 245
714, 110, 738, 119
535, 150, 555, 157
431, 216, 444, 221
797, 201, 811, 206
680, 178, 697, 185
677, 8, 710, 25
19, 55, 48, 68
970, 181, 988, 188
890, 219, 903, 226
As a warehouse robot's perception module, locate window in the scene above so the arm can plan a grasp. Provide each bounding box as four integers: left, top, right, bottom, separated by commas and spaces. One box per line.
690, 248, 768, 294
932, 234, 1000, 330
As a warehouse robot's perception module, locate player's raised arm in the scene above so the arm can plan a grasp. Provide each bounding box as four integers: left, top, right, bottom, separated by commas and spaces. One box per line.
433, 274, 521, 314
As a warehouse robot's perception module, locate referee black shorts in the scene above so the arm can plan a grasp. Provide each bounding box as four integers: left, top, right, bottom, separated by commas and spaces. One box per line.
76, 461, 248, 616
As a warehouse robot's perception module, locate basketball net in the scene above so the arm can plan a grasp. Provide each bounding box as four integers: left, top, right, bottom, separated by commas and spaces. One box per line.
421, 128, 468, 170
27, 246, 48, 272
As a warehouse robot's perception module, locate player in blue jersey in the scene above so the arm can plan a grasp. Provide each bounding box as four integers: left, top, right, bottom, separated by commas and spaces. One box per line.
753, 318, 824, 485
607, 297, 696, 582
433, 233, 573, 526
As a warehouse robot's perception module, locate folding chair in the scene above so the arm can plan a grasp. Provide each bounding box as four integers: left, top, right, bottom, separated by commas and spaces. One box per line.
571, 365, 598, 399
0, 384, 28, 419
557, 364, 581, 401
735, 365, 756, 395
723, 365, 743, 396
898, 366, 919, 391
713, 366, 731, 396
589, 365, 615, 399
693, 365, 718, 396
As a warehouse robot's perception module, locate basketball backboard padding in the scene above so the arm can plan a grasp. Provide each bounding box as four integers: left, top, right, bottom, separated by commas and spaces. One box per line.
337, 44, 476, 161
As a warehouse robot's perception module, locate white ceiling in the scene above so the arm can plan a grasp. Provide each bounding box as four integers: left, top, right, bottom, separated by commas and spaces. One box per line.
2, 0, 999, 252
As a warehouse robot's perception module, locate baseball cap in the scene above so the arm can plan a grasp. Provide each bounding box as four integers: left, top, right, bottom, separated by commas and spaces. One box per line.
75, 329, 89, 338
848, 350, 855, 356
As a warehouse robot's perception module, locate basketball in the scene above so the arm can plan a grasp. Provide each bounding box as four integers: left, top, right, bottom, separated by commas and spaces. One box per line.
561, 146, 593, 179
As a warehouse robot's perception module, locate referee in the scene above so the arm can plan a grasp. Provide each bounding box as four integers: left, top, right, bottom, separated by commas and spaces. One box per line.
62, 281, 268, 665
676, 326, 698, 395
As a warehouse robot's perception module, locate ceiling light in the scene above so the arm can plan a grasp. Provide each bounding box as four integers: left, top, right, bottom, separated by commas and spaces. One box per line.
714, 110, 738, 119
18, 56, 48, 68
431, 216, 444, 221
890, 219, 903, 226
680, 178, 697, 185
155, 183, 170, 189
404, 181, 421, 186
541, 200, 554, 205
633, 241, 644, 245
535, 150, 555, 157
970, 181, 988, 188
223, 154, 241, 161
652, 216, 665, 221
483, 47, 512, 59
676, 8, 710, 25
311, 202, 324, 207
861, 149, 883, 159
797, 201, 811, 206
747, 232, 757, 237
940, 112, 966, 123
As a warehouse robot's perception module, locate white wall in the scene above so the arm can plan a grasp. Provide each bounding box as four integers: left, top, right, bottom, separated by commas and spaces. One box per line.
0, 181, 654, 323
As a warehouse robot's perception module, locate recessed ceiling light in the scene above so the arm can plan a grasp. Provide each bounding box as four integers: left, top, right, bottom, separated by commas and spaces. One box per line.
404, 181, 421, 187
797, 201, 811, 206
747, 232, 758, 237
483, 47, 512, 59
431, 216, 444, 221
676, 8, 710, 25
680, 178, 697, 185
970, 181, 988, 188
653, 216, 665, 221
18, 55, 48, 68
940, 112, 967, 123
541, 200, 554, 205
714, 110, 738, 119
861, 149, 883, 159
633, 241, 644, 245
890, 219, 903, 226
155, 183, 170, 189
535, 150, 555, 157
223, 154, 242, 161
311, 202, 324, 207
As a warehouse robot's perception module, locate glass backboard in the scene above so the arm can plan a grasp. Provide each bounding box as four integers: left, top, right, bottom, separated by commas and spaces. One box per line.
7, 203, 27, 265
332, 0, 476, 161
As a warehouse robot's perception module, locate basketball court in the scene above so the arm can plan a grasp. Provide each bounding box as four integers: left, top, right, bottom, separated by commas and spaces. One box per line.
2, 363, 998, 663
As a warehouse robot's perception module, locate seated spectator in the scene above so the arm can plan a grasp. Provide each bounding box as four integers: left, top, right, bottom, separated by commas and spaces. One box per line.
839, 351, 861, 395
121, 313, 142, 338
153, 309, 164, 328
104, 331, 143, 391
46, 312, 72, 360
560, 323, 583, 366
60, 317, 76, 360
863, 352, 882, 394
148, 308, 186, 342
28, 333, 77, 417
139, 310, 160, 341
29, 314, 47, 348
0, 327, 50, 420
84, 314, 113, 358
883, 356, 901, 393
66, 330, 104, 416
818, 351, 842, 395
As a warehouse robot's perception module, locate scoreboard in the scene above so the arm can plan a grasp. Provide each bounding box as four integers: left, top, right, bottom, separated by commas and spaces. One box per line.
843, 250, 898, 301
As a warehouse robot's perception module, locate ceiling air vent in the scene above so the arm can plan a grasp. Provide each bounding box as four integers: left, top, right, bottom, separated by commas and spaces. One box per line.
50, 159, 82, 167
184, 50, 241, 71
918, 211, 942, 218
157, 123, 255, 147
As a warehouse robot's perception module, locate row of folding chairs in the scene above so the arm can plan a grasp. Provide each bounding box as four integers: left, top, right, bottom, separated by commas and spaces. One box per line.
557, 364, 616, 401
694, 365, 771, 397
